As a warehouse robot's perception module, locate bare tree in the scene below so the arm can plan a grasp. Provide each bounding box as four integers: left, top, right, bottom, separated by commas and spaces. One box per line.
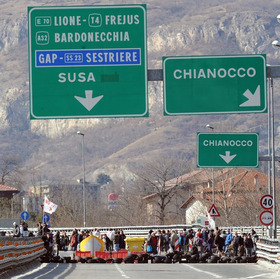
214, 170, 244, 227
214, 169, 274, 227
110, 179, 149, 226
0, 156, 23, 186
0, 156, 23, 219
135, 157, 187, 225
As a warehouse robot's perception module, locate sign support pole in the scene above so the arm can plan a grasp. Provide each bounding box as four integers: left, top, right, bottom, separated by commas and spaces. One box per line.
267, 78, 272, 196
270, 78, 277, 239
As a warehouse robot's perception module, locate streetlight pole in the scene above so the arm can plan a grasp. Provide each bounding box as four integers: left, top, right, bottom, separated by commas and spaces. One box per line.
271, 14, 280, 239
206, 124, 215, 205
77, 131, 86, 228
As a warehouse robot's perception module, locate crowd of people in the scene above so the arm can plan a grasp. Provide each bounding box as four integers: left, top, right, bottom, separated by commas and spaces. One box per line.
145, 227, 258, 258
39, 225, 127, 256
11, 221, 31, 237
9, 221, 258, 260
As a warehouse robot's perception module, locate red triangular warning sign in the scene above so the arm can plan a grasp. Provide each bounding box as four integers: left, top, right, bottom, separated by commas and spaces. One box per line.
208, 204, 220, 217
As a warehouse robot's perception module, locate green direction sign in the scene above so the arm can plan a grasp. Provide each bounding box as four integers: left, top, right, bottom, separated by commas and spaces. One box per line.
163, 55, 266, 115
197, 133, 259, 168
28, 5, 148, 119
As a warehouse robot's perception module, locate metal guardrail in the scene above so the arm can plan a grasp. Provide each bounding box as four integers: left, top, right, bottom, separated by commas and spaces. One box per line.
0, 224, 276, 237
0, 236, 46, 272
257, 237, 280, 264
0, 224, 202, 237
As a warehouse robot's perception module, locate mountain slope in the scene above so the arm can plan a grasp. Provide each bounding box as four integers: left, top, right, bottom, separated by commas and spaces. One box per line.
0, 0, 279, 186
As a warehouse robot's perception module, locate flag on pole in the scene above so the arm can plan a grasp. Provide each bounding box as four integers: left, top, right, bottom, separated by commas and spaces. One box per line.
206, 210, 216, 229
43, 196, 58, 214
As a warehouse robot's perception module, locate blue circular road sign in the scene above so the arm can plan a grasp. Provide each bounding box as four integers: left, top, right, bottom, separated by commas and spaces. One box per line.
41, 213, 50, 223
20, 211, 30, 221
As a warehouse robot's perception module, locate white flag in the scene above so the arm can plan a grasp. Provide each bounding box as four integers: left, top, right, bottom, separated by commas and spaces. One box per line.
206, 210, 216, 229
43, 196, 58, 214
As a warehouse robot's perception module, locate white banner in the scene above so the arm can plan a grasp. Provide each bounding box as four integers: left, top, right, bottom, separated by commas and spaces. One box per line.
43, 196, 58, 214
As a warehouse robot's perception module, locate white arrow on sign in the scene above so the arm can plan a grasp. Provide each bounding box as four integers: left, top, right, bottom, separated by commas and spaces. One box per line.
75, 90, 103, 111
219, 151, 237, 164
239, 85, 260, 107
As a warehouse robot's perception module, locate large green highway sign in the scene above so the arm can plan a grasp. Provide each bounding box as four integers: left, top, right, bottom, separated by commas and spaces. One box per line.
28, 5, 148, 119
163, 55, 266, 115
197, 133, 259, 168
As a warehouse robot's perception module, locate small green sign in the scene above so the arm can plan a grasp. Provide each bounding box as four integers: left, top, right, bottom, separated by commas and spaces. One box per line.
163, 55, 266, 115
197, 133, 259, 168
28, 5, 148, 119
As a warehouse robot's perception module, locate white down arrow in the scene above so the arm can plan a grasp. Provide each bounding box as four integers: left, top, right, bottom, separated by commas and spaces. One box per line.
75, 90, 103, 111
219, 151, 237, 164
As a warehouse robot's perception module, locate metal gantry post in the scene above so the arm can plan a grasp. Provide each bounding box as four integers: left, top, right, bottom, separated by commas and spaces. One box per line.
81, 134, 86, 228
77, 131, 86, 228
270, 79, 277, 239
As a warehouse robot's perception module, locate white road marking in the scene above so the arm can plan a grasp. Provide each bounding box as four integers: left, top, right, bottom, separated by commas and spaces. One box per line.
243, 274, 277, 279
53, 263, 73, 279
12, 263, 48, 279
12, 263, 61, 279
114, 263, 130, 278
183, 264, 223, 278
32, 263, 59, 279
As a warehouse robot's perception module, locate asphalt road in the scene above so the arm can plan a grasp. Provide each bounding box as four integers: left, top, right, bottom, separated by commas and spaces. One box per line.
10, 262, 280, 279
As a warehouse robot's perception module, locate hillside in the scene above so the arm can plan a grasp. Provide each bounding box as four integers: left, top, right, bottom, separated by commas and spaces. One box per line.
0, 0, 279, 186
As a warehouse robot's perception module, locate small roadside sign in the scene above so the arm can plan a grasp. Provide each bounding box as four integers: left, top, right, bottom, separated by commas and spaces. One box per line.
20, 211, 30, 221
197, 216, 210, 226
42, 213, 50, 223
259, 210, 273, 226
260, 195, 273, 210
208, 204, 220, 217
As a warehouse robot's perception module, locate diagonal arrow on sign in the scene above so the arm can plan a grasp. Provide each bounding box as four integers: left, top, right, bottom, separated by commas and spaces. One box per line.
219, 151, 237, 164
239, 85, 260, 107
74, 90, 104, 111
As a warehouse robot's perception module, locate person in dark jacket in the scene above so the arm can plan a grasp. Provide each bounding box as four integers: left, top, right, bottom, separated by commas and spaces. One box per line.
113, 230, 120, 251
61, 231, 69, 251
244, 234, 254, 257
215, 230, 225, 257
119, 230, 126, 249
202, 227, 209, 244
207, 233, 215, 254
233, 231, 243, 256
55, 231, 61, 250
